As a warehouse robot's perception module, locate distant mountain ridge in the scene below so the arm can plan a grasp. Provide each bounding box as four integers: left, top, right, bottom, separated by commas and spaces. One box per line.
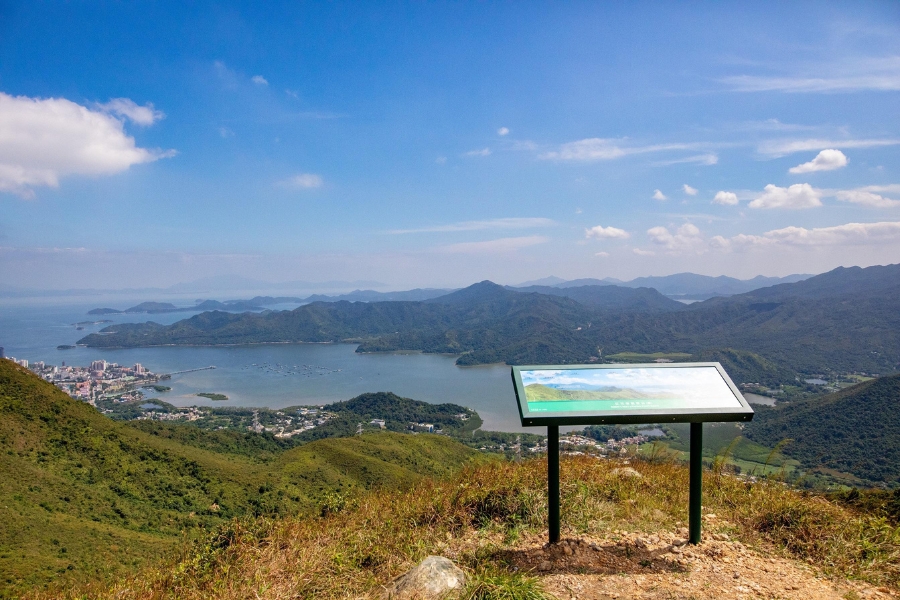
515, 272, 812, 300
77, 264, 900, 377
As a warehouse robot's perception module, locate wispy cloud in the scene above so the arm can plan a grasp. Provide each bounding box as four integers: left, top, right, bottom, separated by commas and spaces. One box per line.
276, 173, 324, 189
435, 235, 548, 254
834, 185, 900, 208
713, 221, 900, 249
539, 138, 701, 161
386, 217, 555, 235
789, 149, 848, 174
95, 98, 165, 126
251, 75, 269, 85
654, 153, 718, 166
683, 184, 698, 196
758, 138, 900, 157
497, 127, 510, 136
464, 148, 491, 157
721, 74, 900, 93
652, 189, 668, 201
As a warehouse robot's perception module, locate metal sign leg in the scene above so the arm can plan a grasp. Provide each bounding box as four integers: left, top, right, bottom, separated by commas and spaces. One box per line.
689, 422, 703, 544
548, 425, 560, 544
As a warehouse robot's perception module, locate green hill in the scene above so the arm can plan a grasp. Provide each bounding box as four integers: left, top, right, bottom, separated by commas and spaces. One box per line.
744, 373, 900, 485
0, 360, 485, 597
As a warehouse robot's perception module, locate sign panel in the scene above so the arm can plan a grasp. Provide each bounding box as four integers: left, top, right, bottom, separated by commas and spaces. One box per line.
512, 362, 753, 426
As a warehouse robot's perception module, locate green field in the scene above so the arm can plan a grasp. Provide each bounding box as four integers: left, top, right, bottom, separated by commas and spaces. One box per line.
605, 352, 693, 363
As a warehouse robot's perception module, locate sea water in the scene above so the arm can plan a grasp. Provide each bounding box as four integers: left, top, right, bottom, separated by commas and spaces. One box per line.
0, 296, 528, 432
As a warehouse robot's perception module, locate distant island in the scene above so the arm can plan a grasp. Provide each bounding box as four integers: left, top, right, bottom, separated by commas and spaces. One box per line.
89, 299, 267, 315
196, 392, 228, 401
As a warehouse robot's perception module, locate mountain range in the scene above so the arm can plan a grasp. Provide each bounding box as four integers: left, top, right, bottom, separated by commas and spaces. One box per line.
77, 264, 900, 380
515, 272, 812, 300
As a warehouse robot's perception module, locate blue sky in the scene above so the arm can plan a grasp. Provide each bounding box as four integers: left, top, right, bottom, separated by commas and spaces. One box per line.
1, 1, 898, 291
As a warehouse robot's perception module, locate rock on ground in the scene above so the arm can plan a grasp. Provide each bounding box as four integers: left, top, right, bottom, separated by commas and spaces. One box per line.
384, 555, 466, 599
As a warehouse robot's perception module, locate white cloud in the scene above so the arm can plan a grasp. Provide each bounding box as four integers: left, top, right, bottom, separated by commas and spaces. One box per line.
647, 223, 704, 252
96, 98, 165, 126
387, 217, 555, 235
632, 248, 655, 256
717, 221, 900, 250
712, 191, 739, 206
585, 225, 630, 239
436, 235, 548, 254
653, 189, 667, 201
683, 184, 698, 196
0, 92, 173, 198
278, 173, 323, 189
539, 138, 694, 161
748, 183, 822, 209
464, 148, 491, 157
789, 149, 848, 174
497, 127, 510, 136
219, 127, 234, 138
435, 156, 447, 164
594, 251, 610, 258
251, 75, 269, 85
835, 189, 900, 208
654, 153, 718, 166
758, 138, 899, 157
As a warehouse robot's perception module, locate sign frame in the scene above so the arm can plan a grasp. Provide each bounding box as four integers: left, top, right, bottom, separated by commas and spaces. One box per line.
512, 362, 754, 427
510, 361, 754, 546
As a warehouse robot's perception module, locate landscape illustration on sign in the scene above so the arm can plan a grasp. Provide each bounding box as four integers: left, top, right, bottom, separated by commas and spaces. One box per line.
521, 366, 743, 413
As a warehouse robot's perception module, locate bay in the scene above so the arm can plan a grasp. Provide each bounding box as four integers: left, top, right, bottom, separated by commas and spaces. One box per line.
0, 297, 529, 432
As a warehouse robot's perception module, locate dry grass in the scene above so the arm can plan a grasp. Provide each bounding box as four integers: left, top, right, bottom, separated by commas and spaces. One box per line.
39, 455, 899, 599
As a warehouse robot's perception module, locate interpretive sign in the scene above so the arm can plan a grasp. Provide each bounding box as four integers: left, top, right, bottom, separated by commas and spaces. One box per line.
513, 363, 753, 426
510, 362, 753, 545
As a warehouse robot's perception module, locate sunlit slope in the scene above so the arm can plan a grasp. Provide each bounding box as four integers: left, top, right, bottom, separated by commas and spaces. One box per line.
0, 360, 484, 596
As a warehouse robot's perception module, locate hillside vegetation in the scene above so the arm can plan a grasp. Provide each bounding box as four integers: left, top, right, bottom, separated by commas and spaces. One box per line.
745, 373, 900, 485
78, 264, 900, 379
43, 454, 900, 599
0, 360, 486, 597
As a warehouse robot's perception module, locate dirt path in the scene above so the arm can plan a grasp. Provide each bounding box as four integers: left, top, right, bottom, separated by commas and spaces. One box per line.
501, 527, 896, 600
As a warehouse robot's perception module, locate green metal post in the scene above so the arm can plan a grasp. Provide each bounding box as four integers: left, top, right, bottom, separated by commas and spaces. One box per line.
548, 425, 560, 544
689, 422, 703, 544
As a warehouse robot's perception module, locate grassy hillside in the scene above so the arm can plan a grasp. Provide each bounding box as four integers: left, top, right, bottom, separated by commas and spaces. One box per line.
0, 360, 486, 597
744, 373, 900, 485
45, 454, 900, 599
